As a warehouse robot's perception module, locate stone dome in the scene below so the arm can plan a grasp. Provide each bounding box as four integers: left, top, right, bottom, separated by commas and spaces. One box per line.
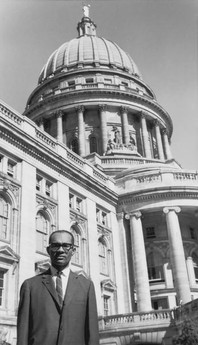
38, 14, 141, 84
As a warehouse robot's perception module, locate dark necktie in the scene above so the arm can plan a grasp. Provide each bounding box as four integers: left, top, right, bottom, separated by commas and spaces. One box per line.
56, 271, 63, 306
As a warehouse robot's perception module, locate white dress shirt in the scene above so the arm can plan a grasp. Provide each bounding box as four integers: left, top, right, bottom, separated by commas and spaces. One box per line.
51, 265, 70, 298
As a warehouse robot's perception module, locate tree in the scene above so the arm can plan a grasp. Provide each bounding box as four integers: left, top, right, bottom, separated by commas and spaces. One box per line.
173, 319, 198, 345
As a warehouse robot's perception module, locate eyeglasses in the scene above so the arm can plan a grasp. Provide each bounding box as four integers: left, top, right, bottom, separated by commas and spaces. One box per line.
49, 243, 73, 252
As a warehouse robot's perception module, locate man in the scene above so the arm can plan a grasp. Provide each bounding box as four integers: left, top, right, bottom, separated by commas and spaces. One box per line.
17, 230, 99, 345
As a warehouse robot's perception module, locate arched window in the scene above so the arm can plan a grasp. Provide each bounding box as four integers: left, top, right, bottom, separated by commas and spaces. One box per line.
0, 196, 9, 241
70, 138, 79, 154
192, 253, 198, 281
36, 211, 49, 253
90, 136, 97, 154
98, 236, 108, 275
71, 226, 82, 266
147, 251, 164, 282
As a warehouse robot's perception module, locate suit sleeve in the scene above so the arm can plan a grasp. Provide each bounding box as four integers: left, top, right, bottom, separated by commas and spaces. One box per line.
86, 281, 100, 345
17, 280, 31, 345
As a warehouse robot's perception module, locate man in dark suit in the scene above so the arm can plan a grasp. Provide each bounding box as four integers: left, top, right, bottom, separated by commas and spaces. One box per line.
17, 230, 99, 345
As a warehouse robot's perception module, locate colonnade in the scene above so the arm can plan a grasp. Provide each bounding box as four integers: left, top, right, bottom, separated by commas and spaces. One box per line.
126, 207, 192, 312
37, 106, 172, 160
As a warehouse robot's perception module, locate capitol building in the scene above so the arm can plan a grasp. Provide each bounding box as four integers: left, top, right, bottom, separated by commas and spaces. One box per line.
1, 6, 198, 345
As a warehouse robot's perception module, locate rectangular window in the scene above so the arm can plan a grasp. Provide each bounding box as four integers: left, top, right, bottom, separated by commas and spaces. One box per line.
68, 80, 75, 88
0, 269, 5, 306
45, 181, 52, 197
7, 161, 15, 178
96, 207, 109, 227
121, 81, 128, 87
190, 227, 196, 239
86, 78, 94, 83
148, 266, 164, 281
101, 212, 107, 226
76, 197, 82, 212
104, 295, 110, 316
104, 78, 112, 84
36, 176, 42, 191
151, 298, 168, 310
146, 227, 156, 238
69, 192, 84, 214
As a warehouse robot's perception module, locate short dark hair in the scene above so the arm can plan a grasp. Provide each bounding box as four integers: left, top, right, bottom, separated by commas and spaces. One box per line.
49, 230, 74, 245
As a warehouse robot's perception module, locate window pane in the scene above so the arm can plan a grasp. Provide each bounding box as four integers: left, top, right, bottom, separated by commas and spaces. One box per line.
0, 270, 5, 306
36, 212, 49, 252
0, 197, 8, 240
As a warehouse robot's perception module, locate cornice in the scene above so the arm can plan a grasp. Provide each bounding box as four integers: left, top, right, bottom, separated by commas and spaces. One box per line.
118, 188, 198, 206
25, 89, 172, 135
26, 67, 155, 106
0, 125, 118, 205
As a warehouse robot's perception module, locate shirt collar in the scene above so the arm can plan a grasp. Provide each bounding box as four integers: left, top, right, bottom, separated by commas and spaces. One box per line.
50, 264, 71, 277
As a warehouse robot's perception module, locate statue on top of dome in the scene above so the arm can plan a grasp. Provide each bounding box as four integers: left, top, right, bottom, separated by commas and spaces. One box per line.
83, 4, 90, 18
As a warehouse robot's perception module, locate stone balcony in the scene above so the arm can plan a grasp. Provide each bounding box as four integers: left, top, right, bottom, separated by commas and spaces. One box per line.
99, 309, 176, 345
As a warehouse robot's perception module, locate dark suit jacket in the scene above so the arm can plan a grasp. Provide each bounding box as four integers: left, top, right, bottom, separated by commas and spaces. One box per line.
17, 270, 99, 345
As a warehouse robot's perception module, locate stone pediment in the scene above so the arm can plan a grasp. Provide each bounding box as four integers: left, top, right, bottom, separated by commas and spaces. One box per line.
0, 245, 19, 263
101, 279, 117, 292
35, 259, 50, 273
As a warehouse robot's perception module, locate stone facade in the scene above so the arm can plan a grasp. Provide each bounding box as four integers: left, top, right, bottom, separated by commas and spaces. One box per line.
0, 9, 198, 345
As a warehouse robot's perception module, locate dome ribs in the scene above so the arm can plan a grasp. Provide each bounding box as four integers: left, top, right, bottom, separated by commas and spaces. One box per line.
100, 37, 115, 67
56, 42, 68, 70
91, 36, 100, 65
37, 35, 142, 82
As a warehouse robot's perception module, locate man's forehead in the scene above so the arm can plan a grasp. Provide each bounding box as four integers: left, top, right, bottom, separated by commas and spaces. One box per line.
51, 232, 73, 243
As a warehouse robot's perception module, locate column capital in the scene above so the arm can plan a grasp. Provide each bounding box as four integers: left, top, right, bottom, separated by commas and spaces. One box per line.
125, 211, 142, 220
98, 104, 107, 112
140, 111, 148, 119
120, 106, 129, 114
162, 128, 168, 135
37, 117, 44, 126
163, 206, 181, 214
75, 105, 85, 113
116, 212, 124, 221
55, 109, 64, 118
153, 119, 160, 127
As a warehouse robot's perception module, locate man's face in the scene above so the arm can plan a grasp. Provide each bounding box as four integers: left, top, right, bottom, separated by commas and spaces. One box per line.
47, 232, 75, 271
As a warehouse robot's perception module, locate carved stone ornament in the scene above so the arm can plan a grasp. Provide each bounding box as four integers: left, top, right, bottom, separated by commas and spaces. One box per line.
36, 195, 57, 217
70, 211, 86, 225
97, 225, 111, 239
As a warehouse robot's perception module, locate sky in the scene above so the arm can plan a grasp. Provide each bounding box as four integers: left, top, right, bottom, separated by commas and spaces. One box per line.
0, 0, 198, 170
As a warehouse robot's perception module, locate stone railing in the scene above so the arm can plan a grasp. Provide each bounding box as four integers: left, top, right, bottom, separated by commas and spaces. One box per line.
35, 129, 56, 149
99, 309, 174, 331
101, 156, 160, 166
173, 298, 198, 323
0, 102, 22, 126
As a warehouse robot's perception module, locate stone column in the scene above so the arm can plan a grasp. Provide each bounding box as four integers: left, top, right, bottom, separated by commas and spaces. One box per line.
126, 211, 152, 312
99, 104, 107, 154
56, 110, 63, 142
38, 118, 44, 130
76, 106, 85, 156
117, 212, 132, 313
163, 207, 191, 304
186, 256, 195, 287
154, 120, 164, 160
120, 106, 129, 145
140, 112, 151, 158
162, 129, 172, 160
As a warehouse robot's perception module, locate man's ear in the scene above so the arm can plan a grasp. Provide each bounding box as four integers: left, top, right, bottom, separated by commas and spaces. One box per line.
72, 247, 76, 256
46, 246, 50, 255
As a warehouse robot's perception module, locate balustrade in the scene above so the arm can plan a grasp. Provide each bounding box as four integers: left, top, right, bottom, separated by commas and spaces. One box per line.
100, 309, 174, 330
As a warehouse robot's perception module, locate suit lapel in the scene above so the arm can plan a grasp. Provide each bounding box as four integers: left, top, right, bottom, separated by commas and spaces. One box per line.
42, 270, 62, 312
64, 271, 79, 308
